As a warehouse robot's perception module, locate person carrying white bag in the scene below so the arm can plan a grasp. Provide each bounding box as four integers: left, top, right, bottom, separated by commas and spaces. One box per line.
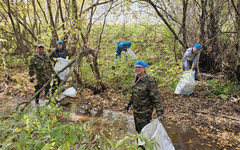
50, 41, 71, 92
124, 61, 164, 150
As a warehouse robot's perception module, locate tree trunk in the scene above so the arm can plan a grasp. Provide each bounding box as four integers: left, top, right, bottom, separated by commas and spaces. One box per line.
47, 0, 58, 48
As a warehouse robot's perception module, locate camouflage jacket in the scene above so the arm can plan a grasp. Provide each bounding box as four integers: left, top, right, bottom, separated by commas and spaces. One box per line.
128, 74, 164, 117
29, 53, 54, 83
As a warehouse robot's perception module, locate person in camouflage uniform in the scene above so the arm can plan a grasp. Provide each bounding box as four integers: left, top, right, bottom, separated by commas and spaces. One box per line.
125, 61, 164, 134
29, 44, 54, 104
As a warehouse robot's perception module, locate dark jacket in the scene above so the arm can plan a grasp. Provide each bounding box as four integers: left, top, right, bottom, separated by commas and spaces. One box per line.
50, 48, 70, 62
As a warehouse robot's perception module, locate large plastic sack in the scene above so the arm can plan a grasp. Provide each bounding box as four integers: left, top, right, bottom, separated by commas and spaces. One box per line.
138, 119, 175, 150
58, 87, 77, 101
126, 48, 137, 59
174, 70, 196, 95
54, 58, 72, 81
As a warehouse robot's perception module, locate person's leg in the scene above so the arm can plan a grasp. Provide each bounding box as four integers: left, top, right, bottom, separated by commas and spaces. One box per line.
45, 81, 51, 99
194, 65, 198, 80
183, 60, 191, 71
134, 114, 151, 134
34, 84, 42, 104
134, 113, 151, 150
52, 76, 61, 94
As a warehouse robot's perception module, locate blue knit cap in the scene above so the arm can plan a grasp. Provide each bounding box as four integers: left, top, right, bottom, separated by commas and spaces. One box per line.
56, 41, 64, 45
193, 43, 201, 49
135, 61, 147, 67
118, 43, 124, 49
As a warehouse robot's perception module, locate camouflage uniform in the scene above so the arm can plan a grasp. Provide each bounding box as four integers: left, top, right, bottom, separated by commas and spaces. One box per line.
128, 74, 164, 133
29, 53, 54, 101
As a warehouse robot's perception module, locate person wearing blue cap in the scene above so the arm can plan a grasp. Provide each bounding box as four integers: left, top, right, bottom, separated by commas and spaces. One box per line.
181, 43, 202, 80
115, 41, 131, 59
50, 41, 70, 63
50, 41, 71, 92
125, 61, 164, 149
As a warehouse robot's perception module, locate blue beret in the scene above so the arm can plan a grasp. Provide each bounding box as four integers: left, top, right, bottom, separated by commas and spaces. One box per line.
193, 43, 201, 49
56, 41, 64, 45
135, 61, 147, 67
118, 43, 124, 49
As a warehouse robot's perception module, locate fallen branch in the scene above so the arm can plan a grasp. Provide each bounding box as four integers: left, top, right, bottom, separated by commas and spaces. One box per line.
189, 108, 240, 122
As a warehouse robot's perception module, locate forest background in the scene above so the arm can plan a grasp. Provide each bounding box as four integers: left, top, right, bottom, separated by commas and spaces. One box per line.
0, 0, 240, 149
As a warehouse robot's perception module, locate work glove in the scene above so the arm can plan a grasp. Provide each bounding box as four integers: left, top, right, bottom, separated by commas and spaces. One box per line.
30, 77, 34, 83
124, 104, 130, 112
158, 116, 163, 122
53, 57, 57, 62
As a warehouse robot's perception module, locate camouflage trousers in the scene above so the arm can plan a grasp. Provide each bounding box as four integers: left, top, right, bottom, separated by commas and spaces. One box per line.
133, 112, 152, 133
34, 80, 51, 103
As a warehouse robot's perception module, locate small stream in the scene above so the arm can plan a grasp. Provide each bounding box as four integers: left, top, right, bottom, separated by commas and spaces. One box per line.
68, 103, 220, 150
0, 95, 220, 150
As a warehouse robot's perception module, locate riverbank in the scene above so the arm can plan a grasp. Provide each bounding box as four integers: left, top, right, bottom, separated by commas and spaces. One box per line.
0, 68, 239, 149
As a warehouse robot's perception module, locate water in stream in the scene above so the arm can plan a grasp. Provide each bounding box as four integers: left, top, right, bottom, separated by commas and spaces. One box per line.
70, 103, 220, 150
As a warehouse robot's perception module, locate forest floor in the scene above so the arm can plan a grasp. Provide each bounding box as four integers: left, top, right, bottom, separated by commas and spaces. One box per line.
0, 67, 240, 149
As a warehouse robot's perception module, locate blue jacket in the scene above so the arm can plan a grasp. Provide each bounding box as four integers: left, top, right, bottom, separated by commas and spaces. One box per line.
116, 41, 131, 58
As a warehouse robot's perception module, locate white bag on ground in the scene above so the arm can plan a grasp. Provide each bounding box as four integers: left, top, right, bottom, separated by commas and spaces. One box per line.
174, 70, 196, 95
138, 119, 175, 150
58, 87, 77, 101
54, 58, 72, 81
126, 48, 137, 59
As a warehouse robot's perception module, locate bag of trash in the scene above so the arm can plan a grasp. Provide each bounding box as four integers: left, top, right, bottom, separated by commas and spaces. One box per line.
138, 119, 175, 150
54, 58, 72, 81
126, 48, 137, 59
174, 70, 196, 95
58, 87, 77, 101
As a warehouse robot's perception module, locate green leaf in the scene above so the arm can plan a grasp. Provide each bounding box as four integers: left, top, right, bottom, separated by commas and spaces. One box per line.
19, 131, 26, 143
35, 140, 45, 150
17, 142, 22, 150
41, 143, 52, 150
107, 139, 115, 148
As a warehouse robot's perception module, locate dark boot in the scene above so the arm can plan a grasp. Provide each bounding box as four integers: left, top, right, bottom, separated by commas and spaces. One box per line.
138, 145, 145, 150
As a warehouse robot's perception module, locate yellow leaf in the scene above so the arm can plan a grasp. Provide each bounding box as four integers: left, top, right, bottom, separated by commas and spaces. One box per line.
119, 112, 123, 115
187, 139, 193, 143
13, 128, 22, 133
132, 134, 136, 137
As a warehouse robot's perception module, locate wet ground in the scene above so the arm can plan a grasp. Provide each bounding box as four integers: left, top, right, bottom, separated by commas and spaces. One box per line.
0, 95, 221, 150
66, 102, 220, 150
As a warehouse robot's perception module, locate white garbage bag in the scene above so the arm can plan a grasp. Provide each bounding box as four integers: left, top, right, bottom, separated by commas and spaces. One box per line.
54, 58, 72, 81
138, 119, 175, 150
58, 87, 77, 101
126, 48, 137, 59
174, 70, 196, 95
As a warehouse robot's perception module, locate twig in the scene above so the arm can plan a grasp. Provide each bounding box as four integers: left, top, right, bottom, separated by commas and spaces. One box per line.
189, 108, 240, 121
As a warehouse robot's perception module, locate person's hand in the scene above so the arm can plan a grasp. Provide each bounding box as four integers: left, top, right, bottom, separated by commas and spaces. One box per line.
30, 77, 34, 83
124, 104, 130, 112
158, 116, 163, 122
53, 57, 57, 62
